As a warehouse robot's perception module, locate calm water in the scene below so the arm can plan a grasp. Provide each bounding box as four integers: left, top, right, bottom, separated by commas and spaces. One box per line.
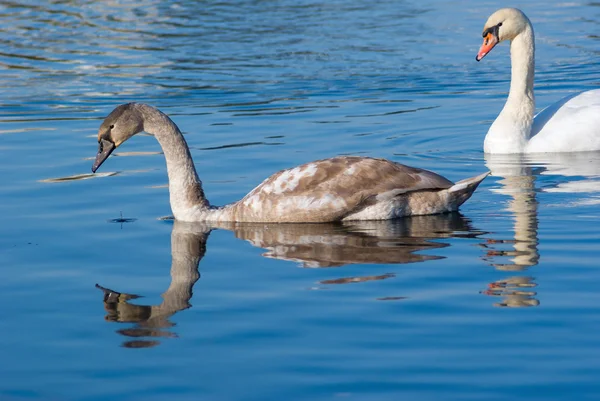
1, 0, 600, 400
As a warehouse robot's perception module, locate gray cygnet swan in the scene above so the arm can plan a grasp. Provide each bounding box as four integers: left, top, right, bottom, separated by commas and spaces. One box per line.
92, 103, 488, 222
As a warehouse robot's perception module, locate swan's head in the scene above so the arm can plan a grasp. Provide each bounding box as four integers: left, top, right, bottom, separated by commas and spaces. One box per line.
476, 8, 531, 61
92, 103, 144, 173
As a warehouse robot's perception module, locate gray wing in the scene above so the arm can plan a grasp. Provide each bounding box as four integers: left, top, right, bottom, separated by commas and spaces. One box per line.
233, 156, 453, 222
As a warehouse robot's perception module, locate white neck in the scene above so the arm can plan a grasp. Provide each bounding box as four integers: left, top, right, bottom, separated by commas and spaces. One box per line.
138, 105, 213, 218
484, 24, 536, 153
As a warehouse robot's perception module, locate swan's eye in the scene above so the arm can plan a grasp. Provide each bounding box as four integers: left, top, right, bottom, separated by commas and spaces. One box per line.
482, 23, 502, 39
109, 124, 114, 129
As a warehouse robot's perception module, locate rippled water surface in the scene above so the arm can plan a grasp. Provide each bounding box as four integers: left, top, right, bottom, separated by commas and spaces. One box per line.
1, 1, 600, 400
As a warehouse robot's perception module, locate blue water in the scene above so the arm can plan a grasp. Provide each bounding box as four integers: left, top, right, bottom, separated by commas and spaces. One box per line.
1, 1, 600, 400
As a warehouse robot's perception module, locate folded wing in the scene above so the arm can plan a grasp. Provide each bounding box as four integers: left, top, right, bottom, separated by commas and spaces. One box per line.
234, 156, 454, 222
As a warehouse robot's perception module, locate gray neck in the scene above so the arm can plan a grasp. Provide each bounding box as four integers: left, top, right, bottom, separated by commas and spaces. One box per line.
138, 105, 210, 216
151, 222, 208, 318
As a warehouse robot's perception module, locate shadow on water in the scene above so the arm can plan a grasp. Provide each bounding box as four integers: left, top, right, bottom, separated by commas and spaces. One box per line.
97, 213, 484, 348
480, 151, 600, 307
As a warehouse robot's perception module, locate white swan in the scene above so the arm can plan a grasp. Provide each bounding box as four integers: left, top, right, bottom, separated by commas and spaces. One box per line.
476, 8, 600, 154
91, 103, 488, 222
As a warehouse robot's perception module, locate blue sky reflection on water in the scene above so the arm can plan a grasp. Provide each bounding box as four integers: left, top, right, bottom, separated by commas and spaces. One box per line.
1, 0, 600, 400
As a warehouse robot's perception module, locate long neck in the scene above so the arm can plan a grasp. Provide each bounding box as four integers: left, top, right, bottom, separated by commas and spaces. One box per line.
503, 25, 536, 134
484, 154, 540, 269
151, 223, 208, 319
139, 105, 210, 217
507, 25, 535, 124
486, 24, 536, 153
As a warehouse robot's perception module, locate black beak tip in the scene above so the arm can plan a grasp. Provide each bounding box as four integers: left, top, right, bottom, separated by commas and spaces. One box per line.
92, 139, 116, 174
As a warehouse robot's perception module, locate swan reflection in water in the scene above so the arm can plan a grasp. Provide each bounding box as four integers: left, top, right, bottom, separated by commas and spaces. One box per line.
481, 152, 600, 307
97, 214, 483, 348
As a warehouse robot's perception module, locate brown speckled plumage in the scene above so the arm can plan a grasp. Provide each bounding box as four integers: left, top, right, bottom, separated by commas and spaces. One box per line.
92, 103, 488, 222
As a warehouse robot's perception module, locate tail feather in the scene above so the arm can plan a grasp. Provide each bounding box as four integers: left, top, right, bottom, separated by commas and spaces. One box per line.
448, 171, 490, 208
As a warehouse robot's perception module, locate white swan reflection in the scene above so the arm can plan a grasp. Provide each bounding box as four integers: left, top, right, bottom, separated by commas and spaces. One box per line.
97, 214, 484, 348
481, 152, 600, 307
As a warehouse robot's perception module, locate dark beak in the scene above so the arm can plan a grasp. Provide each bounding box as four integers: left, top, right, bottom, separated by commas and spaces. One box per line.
92, 139, 116, 173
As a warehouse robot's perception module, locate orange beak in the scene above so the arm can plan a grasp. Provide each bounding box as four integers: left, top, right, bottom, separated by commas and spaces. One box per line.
476, 32, 499, 61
